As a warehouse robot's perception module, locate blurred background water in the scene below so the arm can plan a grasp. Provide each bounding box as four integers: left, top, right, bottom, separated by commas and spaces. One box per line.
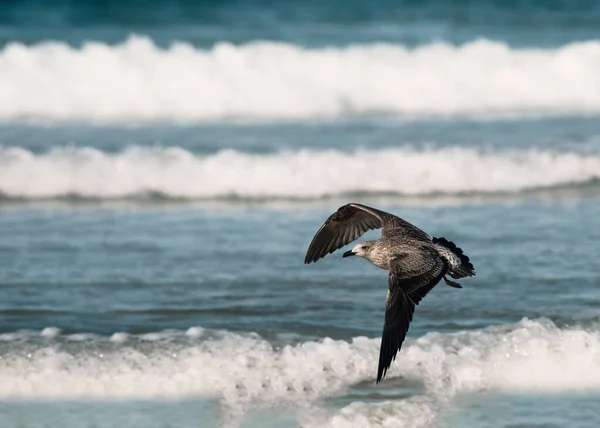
1, 1, 600, 427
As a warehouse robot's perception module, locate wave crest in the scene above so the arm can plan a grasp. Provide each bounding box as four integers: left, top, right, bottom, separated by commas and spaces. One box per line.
2, 36, 600, 121
2, 320, 600, 427
2, 319, 600, 399
1, 146, 600, 200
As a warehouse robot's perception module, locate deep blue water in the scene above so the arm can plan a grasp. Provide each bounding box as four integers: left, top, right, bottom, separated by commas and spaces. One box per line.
2, 0, 600, 47
2, 1, 600, 427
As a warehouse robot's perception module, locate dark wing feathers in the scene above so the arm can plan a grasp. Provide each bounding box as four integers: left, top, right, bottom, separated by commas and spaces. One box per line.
377, 287, 415, 382
376, 249, 448, 383
304, 203, 385, 264
304, 203, 430, 264
304, 203, 457, 383
381, 217, 432, 242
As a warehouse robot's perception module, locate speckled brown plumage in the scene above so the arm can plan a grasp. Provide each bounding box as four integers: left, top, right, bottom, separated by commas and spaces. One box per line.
304, 203, 476, 383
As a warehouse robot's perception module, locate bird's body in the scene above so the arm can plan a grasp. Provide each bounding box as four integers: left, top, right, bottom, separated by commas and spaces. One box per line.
304, 203, 475, 383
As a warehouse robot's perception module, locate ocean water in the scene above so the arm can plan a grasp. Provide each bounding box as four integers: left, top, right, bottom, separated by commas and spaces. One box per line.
2, 1, 600, 427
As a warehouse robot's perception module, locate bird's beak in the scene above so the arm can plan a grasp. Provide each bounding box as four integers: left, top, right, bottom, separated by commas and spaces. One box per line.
343, 250, 356, 258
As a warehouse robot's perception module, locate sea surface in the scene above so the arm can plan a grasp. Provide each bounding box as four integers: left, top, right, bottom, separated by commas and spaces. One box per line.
2, 1, 600, 427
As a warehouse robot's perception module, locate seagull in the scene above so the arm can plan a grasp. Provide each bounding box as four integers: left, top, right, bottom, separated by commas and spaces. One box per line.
304, 203, 475, 383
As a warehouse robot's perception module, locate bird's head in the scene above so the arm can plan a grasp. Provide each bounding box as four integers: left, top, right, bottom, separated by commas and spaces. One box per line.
343, 241, 375, 259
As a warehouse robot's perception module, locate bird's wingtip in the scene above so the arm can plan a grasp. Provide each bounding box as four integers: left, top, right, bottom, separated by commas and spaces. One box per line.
376, 367, 386, 384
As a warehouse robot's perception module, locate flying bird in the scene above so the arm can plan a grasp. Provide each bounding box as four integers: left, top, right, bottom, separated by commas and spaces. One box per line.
304, 203, 475, 383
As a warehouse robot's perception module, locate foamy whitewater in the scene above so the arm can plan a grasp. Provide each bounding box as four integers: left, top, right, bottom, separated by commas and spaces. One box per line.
4, 3, 600, 427
4, 319, 600, 399
1, 146, 600, 199
2, 36, 600, 122
2, 320, 600, 427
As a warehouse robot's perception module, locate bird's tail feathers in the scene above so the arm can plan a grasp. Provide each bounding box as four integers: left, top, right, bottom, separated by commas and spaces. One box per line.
433, 237, 475, 278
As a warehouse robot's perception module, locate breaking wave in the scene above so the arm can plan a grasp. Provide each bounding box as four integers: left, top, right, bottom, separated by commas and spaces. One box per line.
2, 36, 600, 122
1, 319, 600, 427
1, 146, 600, 200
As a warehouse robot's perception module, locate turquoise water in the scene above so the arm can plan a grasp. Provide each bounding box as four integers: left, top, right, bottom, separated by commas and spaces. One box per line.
2, 120, 600, 427
2, 2, 600, 427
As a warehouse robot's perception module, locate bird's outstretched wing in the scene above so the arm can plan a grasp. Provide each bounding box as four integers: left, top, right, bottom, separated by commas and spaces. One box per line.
304, 203, 387, 264
376, 248, 447, 383
304, 203, 429, 264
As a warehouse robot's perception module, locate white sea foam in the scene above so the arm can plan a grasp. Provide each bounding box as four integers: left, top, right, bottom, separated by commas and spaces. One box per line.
185, 327, 205, 338
1, 319, 600, 403
301, 397, 439, 428
40, 327, 61, 338
108, 332, 129, 343
1, 146, 599, 199
2, 36, 600, 122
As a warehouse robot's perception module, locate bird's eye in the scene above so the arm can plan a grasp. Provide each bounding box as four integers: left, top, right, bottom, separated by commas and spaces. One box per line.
361, 246, 367, 249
